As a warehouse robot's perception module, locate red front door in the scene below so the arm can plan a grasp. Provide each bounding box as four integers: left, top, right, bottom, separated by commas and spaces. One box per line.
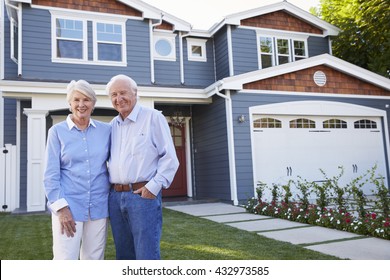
163, 124, 187, 197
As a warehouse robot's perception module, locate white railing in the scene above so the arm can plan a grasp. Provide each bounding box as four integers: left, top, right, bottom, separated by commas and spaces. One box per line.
0, 144, 19, 212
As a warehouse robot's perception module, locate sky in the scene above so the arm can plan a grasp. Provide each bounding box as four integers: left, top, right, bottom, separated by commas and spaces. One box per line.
142, 0, 321, 30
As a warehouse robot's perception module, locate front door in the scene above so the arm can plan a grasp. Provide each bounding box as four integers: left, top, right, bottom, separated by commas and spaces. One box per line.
163, 124, 187, 197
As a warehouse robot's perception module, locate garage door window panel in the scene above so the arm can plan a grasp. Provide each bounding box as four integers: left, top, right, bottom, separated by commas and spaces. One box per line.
323, 119, 347, 129
254, 117, 282, 128
354, 119, 377, 129
289, 118, 315, 128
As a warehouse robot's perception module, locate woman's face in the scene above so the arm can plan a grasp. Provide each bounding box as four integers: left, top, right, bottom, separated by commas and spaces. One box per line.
70, 91, 94, 121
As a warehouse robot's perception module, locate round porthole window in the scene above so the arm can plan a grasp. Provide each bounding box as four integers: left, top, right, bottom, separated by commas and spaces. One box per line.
155, 38, 172, 57
313, 71, 327, 86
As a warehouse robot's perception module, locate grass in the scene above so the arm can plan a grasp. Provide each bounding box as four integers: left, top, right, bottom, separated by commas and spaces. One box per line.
0, 209, 340, 260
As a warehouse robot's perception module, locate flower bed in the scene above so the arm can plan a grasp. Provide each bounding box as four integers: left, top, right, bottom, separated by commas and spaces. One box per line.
245, 166, 390, 240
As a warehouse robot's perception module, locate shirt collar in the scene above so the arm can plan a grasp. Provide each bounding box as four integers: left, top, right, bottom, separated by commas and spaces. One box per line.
66, 114, 96, 130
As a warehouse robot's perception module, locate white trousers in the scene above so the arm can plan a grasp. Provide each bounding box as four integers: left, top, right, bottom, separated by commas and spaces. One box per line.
51, 214, 107, 260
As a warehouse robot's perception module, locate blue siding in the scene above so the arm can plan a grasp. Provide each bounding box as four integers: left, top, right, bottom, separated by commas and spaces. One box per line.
231, 27, 259, 75
21, 6, 151, 84
3, 99, 17, 145
192, 97, 231, 201
214, 27, 230, 80
183, 39, 216, 87
18, 100, 30, 211
308, 36, 331, 57
230, 92, 390, 203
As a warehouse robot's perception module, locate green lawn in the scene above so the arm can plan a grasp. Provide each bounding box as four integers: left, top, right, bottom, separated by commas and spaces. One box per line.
0, 208, 339, 260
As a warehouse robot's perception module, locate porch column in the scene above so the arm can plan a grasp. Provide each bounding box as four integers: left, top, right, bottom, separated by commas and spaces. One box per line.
23, 109, 48, 212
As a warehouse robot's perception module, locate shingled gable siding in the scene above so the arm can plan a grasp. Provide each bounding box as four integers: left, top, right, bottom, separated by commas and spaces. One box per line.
32, 0, 142, 17
241, 10, 323, 34
243, 65, 390, 96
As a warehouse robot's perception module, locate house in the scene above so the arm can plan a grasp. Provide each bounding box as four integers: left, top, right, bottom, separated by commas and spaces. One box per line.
0, 0, 389, 213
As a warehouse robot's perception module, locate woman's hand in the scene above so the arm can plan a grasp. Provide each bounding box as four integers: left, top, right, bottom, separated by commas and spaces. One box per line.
58, 207, 77, 237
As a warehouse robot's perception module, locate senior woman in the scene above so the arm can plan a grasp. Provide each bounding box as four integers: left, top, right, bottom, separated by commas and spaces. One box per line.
43, 80, 111, 260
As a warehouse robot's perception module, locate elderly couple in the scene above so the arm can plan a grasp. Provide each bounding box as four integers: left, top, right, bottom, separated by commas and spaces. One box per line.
43, 75, 179, 260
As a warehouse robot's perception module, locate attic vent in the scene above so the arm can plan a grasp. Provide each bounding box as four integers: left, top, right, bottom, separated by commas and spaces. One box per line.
313, 71, 327, 86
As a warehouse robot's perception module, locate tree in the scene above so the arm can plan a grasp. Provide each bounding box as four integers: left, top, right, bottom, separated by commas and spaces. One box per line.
315, 0, 390, 78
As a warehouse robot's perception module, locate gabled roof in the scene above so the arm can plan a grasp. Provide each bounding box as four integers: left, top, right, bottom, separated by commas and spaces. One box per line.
209, 1, 339, 36
12, 0, 191, 31
215, 54, 390, 93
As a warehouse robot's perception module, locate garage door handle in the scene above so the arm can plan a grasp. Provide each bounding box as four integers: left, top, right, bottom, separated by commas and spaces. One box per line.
287, 166, 292, 176
353, 164, 358, 173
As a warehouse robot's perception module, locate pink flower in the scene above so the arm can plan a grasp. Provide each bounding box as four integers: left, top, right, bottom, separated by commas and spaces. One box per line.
371, 213, 377, 219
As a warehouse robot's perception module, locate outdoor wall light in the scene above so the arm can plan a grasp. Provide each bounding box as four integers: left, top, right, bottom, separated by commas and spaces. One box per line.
238, 114, 246, 123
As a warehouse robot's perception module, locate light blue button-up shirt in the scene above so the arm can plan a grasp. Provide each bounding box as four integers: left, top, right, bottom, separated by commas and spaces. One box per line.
108, 103, 179, 196
43, 115, 111, 221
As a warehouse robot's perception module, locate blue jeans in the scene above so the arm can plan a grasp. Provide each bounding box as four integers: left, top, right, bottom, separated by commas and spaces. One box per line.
108, 190, 162, 260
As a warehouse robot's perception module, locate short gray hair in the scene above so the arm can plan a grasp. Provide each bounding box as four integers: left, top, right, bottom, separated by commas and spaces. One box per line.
66, 80, 97, 105
106, 74, 138, 96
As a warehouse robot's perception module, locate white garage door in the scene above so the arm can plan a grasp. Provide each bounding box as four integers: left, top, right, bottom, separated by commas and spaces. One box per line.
251, 102, 389, 200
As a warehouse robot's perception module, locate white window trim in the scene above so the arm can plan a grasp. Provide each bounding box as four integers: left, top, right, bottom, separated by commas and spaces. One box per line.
50, 10, 127, 66
257, 35, 274, 69
186, 38, 207, 62
153, 31, 176, 61
51, 15, 88, 63
275, 36, 291, 65
92, 20, 126, 65
256, 30, 308, 69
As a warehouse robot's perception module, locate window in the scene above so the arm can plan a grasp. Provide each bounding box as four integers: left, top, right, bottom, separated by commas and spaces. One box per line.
94, 22, 125, 62
259, 36, 274, 69
323, 119, 347, 129
186, 38, 207, 62
293, 40, 306, 61
254, 118, 282, 128
354, 119, 377, 129
10, 18, 18, 62
153, 32, 176, 61
55, 18, 85, 60
257, 33, 308, 69
276, 38, 290, 65
290, 118, 315, 128
51, 11, 126, 65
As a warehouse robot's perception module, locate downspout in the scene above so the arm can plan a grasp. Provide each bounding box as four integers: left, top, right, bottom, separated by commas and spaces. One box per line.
179, 31, 191, 84
149, 14, 163, 84
214, 86, 239, 205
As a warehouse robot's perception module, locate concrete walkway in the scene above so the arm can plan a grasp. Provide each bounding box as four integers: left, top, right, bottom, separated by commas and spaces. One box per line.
164, 202, 390, 260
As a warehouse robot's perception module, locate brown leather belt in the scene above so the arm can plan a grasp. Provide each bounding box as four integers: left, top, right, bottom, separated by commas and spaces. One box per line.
111, 182, 148, 192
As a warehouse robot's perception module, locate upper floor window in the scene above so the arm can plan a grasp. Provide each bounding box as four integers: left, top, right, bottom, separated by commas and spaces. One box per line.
11, 18, 18, 62
153, 32, 176, 61
257, 32, 308, 69
51, 11, 126, 66
55, 18, 85, 60
259, 36, 274, 68
354, 119, 377, 129
94, 22, 124, 62
186, 38, 207, 62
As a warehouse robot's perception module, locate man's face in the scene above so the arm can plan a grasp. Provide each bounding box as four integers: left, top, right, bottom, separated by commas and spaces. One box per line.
109, 79, 137, 119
